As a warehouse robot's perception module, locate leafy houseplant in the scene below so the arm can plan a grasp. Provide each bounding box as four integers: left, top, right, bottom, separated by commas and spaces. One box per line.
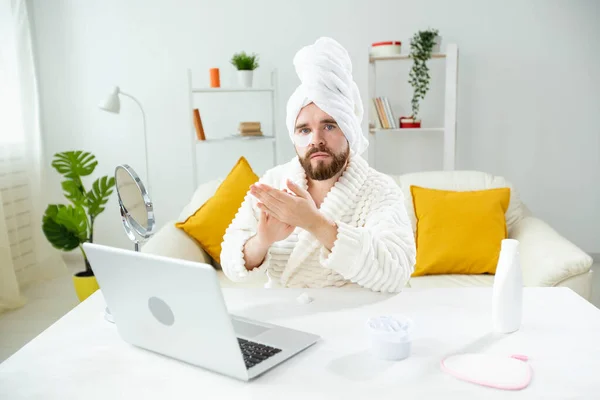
230, 51, 260, 71
405, 29, 440, 127
230, 51, 260, 88
42, 151, 115, 280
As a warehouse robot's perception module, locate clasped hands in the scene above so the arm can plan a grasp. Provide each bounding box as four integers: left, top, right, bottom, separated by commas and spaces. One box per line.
250, 179, 321, 232
249, 179, 338, 251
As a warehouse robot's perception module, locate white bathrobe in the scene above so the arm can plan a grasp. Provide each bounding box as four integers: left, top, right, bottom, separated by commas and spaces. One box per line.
220, 154, 417, 292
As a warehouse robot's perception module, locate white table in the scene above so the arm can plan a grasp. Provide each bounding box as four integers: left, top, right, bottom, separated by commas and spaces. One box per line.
1, 287, 600, 399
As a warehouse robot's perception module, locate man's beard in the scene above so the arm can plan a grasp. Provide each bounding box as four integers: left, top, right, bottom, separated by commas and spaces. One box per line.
299, 144, 350, 181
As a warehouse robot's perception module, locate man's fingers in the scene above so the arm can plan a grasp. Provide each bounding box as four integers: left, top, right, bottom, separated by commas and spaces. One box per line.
252, 184, 291, 217
252, 184, 284, 204
253, 183, 298, 203
258, 206, 267, 222
257, 202, 269, 217
252, 183, 299, 225
286, 179, 310, 199
252, 182, 275, 191
262, 186, 288, 204
252, 188, 278, 209
257, 194, 283, 216
257, 202, 282, 221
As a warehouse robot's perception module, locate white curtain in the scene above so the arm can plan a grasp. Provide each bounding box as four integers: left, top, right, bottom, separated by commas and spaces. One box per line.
0, 0, 66, 313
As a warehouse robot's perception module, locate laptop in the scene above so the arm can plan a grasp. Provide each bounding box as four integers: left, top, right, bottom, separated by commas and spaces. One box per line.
83, 242, 320, 381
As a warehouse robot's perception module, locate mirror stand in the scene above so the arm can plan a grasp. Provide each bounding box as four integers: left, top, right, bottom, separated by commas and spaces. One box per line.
119, 203, 145, 252
104, 164, 156, 323
114, 164, 156, 250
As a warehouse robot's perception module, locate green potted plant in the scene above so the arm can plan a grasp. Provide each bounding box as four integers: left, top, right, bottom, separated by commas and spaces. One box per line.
403, 28, 440, 128
230, 51, 260, 88
42, 151, 115, 301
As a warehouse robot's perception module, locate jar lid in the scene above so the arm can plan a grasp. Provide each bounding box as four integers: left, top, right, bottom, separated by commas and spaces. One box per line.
371, 41, 402, 47
366, 315, 414, 341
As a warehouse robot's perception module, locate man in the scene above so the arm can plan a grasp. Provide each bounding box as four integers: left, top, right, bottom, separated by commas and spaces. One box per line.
220, 37, 416, 292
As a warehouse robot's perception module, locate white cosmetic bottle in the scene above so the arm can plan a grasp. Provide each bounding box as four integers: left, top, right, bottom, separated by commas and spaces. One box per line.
492, 239, 523, 333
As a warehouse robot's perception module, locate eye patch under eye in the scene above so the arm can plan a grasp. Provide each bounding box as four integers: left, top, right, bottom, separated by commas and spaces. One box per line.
293, 132, 313, 147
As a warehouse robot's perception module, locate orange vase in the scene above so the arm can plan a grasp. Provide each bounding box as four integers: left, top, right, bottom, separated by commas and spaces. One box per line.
209, 68, 220, 88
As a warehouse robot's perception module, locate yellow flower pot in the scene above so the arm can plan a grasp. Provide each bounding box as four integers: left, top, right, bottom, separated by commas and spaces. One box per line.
72, 273, 99, 302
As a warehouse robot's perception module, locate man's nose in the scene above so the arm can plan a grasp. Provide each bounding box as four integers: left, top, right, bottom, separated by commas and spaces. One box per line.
310, 127, 326, 146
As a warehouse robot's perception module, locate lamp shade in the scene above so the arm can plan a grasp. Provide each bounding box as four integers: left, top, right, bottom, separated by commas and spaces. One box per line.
98, 86, 121, 113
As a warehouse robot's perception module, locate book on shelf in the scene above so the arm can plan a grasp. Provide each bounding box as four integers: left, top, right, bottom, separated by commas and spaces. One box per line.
193, 109, 206, 140
374, 98, 387, 128
371, 97, 397, 130
238, 121, 263, 137
381, 98, 391, 128
373, 98, 383, 128
383, 98, 396, 129
370, 99, 382, 129
372, 97, 387, 129
239, 121, 261, 131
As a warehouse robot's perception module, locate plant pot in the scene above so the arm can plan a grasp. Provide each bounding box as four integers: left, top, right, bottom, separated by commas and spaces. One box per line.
408, 35, 442, 53
432, 35, 442, 53
237, 70, 254, 88
400, 117, 421, 129
72, 272, 99, 302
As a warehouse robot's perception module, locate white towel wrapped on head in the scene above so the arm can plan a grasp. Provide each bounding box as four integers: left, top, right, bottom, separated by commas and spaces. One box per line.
286, 37, 368, 155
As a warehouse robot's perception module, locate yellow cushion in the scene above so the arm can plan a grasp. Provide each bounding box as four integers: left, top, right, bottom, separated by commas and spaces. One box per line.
176, 157, 258, 264
410, 185, 511, 277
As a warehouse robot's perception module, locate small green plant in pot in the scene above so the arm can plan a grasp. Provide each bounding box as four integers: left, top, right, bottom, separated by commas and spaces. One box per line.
230, 51, 260, 88
404, 28, 440, 128
42, 151, 115, 301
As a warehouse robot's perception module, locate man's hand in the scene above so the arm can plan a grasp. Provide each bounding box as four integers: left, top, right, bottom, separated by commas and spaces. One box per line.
256, 207, 295, 246
250, 180, 320, 231
242, 186, 297, 271
250, 179, 339, 251
242, 207, 294, 271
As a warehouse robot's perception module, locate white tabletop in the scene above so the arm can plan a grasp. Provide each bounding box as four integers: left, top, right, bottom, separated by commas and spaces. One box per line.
1, 287, 600, 399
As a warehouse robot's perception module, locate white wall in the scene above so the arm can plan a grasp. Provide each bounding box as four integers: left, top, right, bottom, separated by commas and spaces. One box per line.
29, 0, 600, 255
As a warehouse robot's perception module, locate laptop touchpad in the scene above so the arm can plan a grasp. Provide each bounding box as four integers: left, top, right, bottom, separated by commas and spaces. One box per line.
232, 319, 270, 338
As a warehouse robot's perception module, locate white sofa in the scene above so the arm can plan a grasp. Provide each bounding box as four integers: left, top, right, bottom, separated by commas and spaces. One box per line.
142, 170, 594, 300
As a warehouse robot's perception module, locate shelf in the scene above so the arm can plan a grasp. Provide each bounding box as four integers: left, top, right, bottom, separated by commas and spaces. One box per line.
192, 87, 274, 93
369, 53, 446, 63
197, 135, 275, 144
369, 128, 444, 133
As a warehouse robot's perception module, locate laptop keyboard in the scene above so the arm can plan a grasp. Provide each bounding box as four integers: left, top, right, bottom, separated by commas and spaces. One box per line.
237, 338, 282, 369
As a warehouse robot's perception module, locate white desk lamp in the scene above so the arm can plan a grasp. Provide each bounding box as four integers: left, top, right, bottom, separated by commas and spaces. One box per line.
98, 86, 150, 192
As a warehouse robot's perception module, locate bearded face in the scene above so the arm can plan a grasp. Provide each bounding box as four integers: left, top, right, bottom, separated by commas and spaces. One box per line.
293, 103, 350, 181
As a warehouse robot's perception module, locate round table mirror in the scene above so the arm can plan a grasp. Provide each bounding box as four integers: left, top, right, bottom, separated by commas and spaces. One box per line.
105, 164, 155, 324
114, 164, 155, 251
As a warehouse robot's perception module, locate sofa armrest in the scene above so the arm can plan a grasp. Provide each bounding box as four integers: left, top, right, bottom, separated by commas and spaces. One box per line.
141, 220, 212, 265
511, 216, 593, 287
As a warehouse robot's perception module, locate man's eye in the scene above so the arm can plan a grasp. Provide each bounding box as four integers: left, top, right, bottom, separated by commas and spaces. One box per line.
325, 124, 336, 131
300, 128, 311, 134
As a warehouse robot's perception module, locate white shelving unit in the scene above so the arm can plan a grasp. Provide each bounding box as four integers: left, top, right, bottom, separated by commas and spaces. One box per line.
369, 127, 445, 133
368, 53, 448, 62
187, 69, 278, 187
192, 87, 275, 93
198, 135, 276, 143
368, 44, 458, 171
